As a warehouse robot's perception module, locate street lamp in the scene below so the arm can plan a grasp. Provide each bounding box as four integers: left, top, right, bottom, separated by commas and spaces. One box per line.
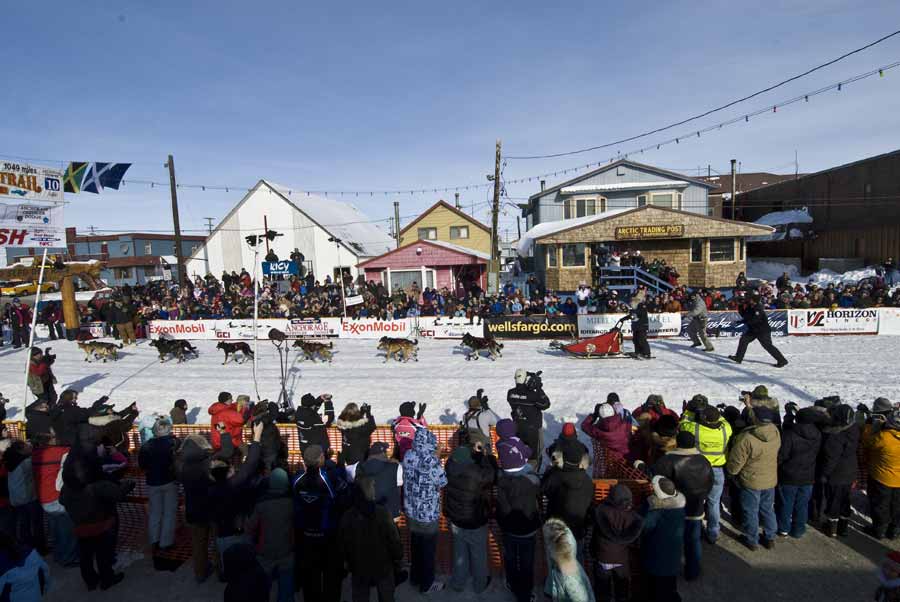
328, 236, 348, 317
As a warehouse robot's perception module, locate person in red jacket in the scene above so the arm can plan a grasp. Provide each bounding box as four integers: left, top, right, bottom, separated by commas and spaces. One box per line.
581, 396, 633, 461
208, 392, 245, 450
32, 433, 78, 566
9, 298, 32, 349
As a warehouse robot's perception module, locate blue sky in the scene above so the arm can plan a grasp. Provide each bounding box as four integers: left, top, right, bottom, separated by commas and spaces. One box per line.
3, 1, 900, 240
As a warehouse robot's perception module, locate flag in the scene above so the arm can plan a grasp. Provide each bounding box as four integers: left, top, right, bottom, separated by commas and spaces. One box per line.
63, 162, 88, 193
80, 162, 132, 194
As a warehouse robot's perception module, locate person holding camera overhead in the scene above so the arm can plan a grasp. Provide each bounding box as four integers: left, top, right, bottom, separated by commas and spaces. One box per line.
507, 368, 550, 470
295, 393, 336, 457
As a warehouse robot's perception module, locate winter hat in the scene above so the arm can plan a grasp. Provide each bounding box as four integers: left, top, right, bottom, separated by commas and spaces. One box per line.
235, 395, 251, 406
607, 392, 620, 405
450, 446, 474, 465
597, 403, 615, 420
831, 404, 855, 428
398, 401, 416, 418
700, 406, 721, 428
153, 416, 173, 438
676, 431, 696, 449
468, 396, 481, 410
562, 444, 584, 467
751, 385, 769, 400
654, 415, 679, 438
514, 368, 527, 385
301, 393, 318, 408
217, 391, 233, 404
687, 394, 709, 413
268, 468, 289, 493
174, 399, 187, 410
651, 475, 677, 500
369, 441, 390, 457
873, 397, 894, 414
645, 394, 664, 409
607, 484, 633, 509
495, 418, 517, 439
561, 423, 577, 439
886, 409, 900, 431
498, 440, 527, 470
303, 444, 323, 467
722, 405, 741, 425
30, 347, 42, 357
752, 406, 777, 424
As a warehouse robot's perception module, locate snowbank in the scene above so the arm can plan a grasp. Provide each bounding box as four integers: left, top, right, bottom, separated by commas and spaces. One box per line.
747, 259, 879, 287
754, 208, 813, 227
746, 259, 799, 282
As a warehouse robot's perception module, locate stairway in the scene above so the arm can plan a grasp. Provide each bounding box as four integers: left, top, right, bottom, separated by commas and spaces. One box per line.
595, 265, 674, 296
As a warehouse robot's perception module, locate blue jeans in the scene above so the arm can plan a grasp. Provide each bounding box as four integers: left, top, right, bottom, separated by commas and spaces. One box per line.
739, 487, 777, 543
48, 510, 79, 565
776, 484, 813, 538
706, 467, 725, 540
684, 520, 703, 580
449, 524, 490, 593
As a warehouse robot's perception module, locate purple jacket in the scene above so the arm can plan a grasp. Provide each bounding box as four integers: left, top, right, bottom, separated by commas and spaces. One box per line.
581, 414, 632, 460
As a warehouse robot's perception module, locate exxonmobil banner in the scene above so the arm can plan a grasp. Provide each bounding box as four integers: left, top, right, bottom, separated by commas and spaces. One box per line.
579, 313, 681, 339
339, 318, 414, 339
680, 310, 788, 338
787, 308, 879, 335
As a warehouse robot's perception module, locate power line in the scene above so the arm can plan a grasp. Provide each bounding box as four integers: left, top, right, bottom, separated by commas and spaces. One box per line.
505, 29, 900, 160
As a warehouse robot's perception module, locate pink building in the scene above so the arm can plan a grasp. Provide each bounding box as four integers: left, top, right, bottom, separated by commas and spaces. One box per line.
357, 239, 488, 297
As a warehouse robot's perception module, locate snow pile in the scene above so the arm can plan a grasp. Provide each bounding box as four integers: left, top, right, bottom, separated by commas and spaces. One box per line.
746, 259, 800, 282
516, 209, 632, 256
754, 208, 813, 227
805, 266, 878, 287
747, 259, 879, 287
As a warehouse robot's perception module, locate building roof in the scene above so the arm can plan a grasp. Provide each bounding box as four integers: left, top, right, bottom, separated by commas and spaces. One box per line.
527, 159, 717, 202
700, 173, 800, 196
358, 238, 489, 268
517, 205, 773, 255
67, 229, 205, 243
561, 181, 690, 194
398, 200, 491, 237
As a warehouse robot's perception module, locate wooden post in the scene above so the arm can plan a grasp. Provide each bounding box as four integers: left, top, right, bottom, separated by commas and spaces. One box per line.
60, 276, 79, 335
166, 155, 186, 287
490, 139, 502, 292
393, 202, 401, 249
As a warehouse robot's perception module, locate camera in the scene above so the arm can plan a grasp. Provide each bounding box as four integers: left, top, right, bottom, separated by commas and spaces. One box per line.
525, 370, 543, 392
43, 347, 56, 365
0, 394, 8, 406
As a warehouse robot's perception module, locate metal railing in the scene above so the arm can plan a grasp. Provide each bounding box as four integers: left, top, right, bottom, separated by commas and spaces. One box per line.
596, 265, 675, 295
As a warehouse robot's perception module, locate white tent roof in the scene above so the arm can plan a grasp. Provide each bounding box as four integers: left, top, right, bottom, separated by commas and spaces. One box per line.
265, 181, 394, 258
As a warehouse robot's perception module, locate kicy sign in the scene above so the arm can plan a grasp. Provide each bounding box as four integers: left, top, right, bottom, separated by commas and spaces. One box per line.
262, 261, 299, 276
787, 309, 879, 335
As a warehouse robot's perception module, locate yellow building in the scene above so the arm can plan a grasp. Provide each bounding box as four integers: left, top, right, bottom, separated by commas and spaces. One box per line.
399, 200, 492, 256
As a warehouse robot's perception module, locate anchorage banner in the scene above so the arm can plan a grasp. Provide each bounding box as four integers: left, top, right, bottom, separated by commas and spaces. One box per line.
0, 202, 65, 248
680, 310, 788, 338
0, 162, 64, 202
787, 308, 879, 335
579, 313, 681, 339
485, 315, 577, 339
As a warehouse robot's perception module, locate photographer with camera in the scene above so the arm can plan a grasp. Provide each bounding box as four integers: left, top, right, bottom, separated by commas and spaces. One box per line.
27, 347, 58, 404
507, 369, 550, 470
295, 393, 335, 457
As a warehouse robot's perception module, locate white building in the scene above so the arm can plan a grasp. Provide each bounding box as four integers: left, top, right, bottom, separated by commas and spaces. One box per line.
185, 180, 394, 281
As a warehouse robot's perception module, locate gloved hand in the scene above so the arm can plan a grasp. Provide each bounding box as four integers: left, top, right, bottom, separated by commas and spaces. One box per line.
417, 403, 427, 420
361, 403, 371, 417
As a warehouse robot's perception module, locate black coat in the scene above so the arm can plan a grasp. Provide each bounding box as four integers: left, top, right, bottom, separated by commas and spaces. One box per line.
507, 384, 550, 460
356, 456, 401, 519
739, 302, 770, 335
777, 422, 822, 486
138, 434, 177, 487
210, 442, 262, 538
541, 466, 594, 540
295, 399, 334, 454
223, 543, 270, 602
630, 304, 649, 331
25, 402, 53, 440
339, 494, 403, 580
590, 501, 643, 566
819, 423, 860, 485
495, 468, 542, 536
651, 449, 713, 519
336, 415, 376, 466
444, 456, 496, 529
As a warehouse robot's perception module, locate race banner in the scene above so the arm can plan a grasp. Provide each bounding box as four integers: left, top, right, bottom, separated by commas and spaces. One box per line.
262, 261, 299, 276
0, 162, 64, 202
484, 315, 577, 339
680, 310, 788, 338
0, 201, 65, 248
339, 318, 414, 339
415, 317, 485, 339
787, 308, 879, 335
344, 295, 364, 307
149, 318, 342, 340
878, 307, 900, 336
80, 321, 107, 338
579, 313, 681, 339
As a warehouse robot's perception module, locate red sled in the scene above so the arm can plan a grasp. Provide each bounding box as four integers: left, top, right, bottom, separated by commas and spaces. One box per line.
549, 316, 628, 358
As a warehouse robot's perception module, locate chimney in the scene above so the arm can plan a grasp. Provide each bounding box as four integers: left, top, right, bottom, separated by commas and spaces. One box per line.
454, 192, 461, 209
540, 180, 546, 191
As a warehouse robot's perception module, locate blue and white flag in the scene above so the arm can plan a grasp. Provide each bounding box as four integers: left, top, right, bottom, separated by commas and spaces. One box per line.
80, 163, 131, 194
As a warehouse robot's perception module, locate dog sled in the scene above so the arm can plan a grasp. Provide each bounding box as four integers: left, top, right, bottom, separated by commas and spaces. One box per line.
549, 316, 631, 359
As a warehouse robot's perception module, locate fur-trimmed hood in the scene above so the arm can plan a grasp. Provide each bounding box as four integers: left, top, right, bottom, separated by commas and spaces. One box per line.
666, 448, 702, 457
335, 417, 369, 430
647, 491, 686, 511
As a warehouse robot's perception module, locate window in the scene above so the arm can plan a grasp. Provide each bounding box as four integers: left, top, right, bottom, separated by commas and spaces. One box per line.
691, 239, 703, 263
562, 243, 586, 267
739, 238, 745, 261
389, 269, 434, 294
709, 238, 735, 262
114, 267, 133, 280
120, 244, 130, 255
637, 194, 648, 207
417, 227, 437, 240
449, 226, 469, 240
564, 197, 600, 219
649, 192, 675, 208
546, 245, 557, 267
143, 242, 152, 255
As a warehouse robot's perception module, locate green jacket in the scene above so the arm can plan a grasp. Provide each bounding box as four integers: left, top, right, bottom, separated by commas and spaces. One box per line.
726, 423, 781, 490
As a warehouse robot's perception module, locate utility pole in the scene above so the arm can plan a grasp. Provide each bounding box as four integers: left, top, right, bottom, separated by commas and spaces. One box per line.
166, 154, 186, 287
490, 139, 501, 293
707, 164, 711, 178
794, 150, 799, 179
455, 192, 461, 209
730, 159, 737, 220
203, 217, 214, 235
393, 201, 401, 249
516, 216, 522, 240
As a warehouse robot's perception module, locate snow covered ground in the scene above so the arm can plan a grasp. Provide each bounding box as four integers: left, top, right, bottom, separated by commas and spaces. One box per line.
747, 258, 885, 288
2, 335, 898, 438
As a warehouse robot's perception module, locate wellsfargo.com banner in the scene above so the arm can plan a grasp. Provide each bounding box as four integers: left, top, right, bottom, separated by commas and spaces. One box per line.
484, 316, 577, 339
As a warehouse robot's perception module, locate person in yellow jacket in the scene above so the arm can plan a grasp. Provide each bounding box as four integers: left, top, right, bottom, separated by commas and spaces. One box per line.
864, 408, 900, 540
680, 398, 732, 544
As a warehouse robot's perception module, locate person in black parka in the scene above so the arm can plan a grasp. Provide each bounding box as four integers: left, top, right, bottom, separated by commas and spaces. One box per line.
335, 403, 376, 477
729, 294, 788, 367
356, 442, 403, 520
818, 404, 860, 537
776, 406, 822, 539
591, 483, 643, 602
541, 444, 595, 548
295, 394, 335, 457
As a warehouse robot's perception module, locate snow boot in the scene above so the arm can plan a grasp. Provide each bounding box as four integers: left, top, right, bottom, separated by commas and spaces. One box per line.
823, 519, 839, 538
775, 359, 789, 368
837, 518, 850, 537
728, 355, 742, 364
